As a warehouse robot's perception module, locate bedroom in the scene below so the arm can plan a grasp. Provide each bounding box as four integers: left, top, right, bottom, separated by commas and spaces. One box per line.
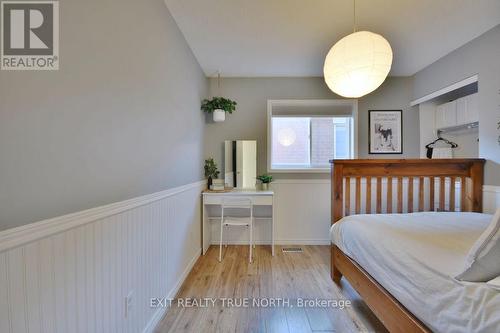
0, 0, 499, 332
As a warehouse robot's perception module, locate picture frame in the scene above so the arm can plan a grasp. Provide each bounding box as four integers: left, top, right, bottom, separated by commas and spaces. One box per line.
369, 110, 403, 154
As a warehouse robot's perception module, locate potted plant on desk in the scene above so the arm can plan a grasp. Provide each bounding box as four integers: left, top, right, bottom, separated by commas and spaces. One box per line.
257, 174, 273, 191
204, 158, 220, 188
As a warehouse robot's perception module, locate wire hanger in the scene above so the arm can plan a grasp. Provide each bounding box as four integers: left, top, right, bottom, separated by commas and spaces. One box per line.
425, 135, 458, 149
424, 134, 458, 159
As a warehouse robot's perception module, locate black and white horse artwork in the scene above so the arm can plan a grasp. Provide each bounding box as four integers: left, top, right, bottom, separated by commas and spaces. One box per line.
374, 123, 395, 151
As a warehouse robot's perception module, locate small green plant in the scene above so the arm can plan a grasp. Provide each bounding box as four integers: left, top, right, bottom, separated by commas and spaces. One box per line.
204, 158, 220, 179
257, 174, 273, 184
201, 97, 237, 114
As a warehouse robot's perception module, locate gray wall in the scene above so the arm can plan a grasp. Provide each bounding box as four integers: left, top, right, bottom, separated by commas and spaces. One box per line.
359, 77, 420, 158
0, 0, 207, 230
204, 77, 419, 179
413, 24, 500, 185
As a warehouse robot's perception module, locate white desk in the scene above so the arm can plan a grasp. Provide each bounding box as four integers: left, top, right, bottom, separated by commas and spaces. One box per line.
202, 189, 274, 256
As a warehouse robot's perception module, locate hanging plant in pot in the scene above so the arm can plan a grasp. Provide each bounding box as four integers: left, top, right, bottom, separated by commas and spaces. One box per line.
201, 97, 237, 122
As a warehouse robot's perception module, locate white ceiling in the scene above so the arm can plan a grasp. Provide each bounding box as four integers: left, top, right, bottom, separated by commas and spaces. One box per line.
164, 0, 500, 77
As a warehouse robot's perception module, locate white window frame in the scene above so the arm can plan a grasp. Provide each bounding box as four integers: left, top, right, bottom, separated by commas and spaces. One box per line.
267, 99, 358, 173
331, 117, 354, 160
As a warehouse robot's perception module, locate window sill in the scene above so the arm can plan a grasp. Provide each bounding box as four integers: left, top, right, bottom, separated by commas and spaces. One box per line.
268, 167, 330, 173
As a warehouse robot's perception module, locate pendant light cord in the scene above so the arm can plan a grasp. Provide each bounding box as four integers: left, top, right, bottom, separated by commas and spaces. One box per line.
353, 0, 357, 33
217, 71, 221, 97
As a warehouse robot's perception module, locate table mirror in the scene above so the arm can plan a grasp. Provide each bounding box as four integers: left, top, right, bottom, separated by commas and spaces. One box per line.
224, 140, 257, 188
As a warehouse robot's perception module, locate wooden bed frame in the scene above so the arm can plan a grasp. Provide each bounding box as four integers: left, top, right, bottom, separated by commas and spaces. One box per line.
330, 159, 485, 333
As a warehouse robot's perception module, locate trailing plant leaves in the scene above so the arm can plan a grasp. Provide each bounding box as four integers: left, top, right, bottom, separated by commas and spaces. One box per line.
201, 97, 237, 113
257, 174, 273, 183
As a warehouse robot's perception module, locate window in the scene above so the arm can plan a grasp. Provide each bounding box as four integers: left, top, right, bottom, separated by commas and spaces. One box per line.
272, 117, 310, 167
271, 116, 354, 169
268, 100, 357, 172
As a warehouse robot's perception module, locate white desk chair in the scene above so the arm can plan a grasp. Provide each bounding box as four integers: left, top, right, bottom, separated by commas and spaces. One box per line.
219, 198, 253, 263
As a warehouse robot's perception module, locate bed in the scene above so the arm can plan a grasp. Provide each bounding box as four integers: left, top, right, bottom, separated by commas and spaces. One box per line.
329, 159, 496, 333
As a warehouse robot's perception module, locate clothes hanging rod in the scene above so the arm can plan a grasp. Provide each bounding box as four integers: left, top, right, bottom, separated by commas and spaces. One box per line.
437, 121, 478, 136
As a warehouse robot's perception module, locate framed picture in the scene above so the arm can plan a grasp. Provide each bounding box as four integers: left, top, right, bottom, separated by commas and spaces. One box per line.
369, 110, 403, 154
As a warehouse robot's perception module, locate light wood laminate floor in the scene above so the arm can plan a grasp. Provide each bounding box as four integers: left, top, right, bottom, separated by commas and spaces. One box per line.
155, 245, 386, 333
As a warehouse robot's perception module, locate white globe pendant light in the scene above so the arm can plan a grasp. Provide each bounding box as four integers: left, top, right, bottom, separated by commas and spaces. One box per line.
278, 128, 296, 147
324, 1, 393, 98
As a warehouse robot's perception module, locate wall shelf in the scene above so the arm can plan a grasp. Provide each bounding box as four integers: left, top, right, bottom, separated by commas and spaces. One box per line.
437, 121, 479, 136
410, 74, 478, 106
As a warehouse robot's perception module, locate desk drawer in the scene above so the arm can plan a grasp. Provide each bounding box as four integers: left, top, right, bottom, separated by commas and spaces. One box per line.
203, 195, 223, 205
252, 196, 273, 206
203, 195, 272, 206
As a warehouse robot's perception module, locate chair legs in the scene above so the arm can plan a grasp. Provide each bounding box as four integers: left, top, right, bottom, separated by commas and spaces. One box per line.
249, 222, 253, 263
252, 217, 255, 249
218, 214, 254, 264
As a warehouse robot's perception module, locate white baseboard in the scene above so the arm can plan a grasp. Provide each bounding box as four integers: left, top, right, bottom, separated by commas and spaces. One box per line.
143, 307, 168, 333
143, 249, 201, 333
210, 239, 330, 245
275, 239, 330, 245
167, 249, 201, 299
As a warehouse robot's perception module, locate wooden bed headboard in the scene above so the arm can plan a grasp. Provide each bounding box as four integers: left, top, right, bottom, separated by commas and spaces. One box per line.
330, 159, 485, 223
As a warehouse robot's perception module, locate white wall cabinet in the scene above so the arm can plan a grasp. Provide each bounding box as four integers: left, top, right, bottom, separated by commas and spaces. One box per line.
435, 100, 456, 129
435, 104, 445, 129
435, 93, 478, 129
456, 93, 479, 125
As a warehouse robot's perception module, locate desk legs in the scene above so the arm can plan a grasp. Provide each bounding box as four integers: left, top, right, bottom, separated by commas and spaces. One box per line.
202, 202, 209, 255
272, 196, 275, 256
202, 198, 275, 256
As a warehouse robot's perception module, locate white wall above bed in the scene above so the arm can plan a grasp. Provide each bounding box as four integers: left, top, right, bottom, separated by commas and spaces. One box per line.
211, 180, 500, 246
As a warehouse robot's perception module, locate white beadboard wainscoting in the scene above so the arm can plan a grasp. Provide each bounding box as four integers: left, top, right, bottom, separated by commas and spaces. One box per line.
209, 179, 332, 245
209, 180, 500, 246
484, 185, 500, 213
0, 180, 205, 333
272, 179, 331, 244
1, 177, 498, 333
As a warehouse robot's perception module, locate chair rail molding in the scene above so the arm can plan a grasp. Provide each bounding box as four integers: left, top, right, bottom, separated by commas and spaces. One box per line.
0, 180, 206, 253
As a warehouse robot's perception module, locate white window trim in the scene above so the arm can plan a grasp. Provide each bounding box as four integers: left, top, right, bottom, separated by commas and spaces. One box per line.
332, 117, 354, 160
267, 99, 358, 173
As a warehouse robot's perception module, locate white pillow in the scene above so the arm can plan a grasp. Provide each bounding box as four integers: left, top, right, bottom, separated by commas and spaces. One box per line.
456, 208, 500, 282
486, 276, 500, 291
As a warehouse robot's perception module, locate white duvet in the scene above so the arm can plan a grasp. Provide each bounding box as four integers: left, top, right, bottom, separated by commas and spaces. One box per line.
330, 212, 500, 333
